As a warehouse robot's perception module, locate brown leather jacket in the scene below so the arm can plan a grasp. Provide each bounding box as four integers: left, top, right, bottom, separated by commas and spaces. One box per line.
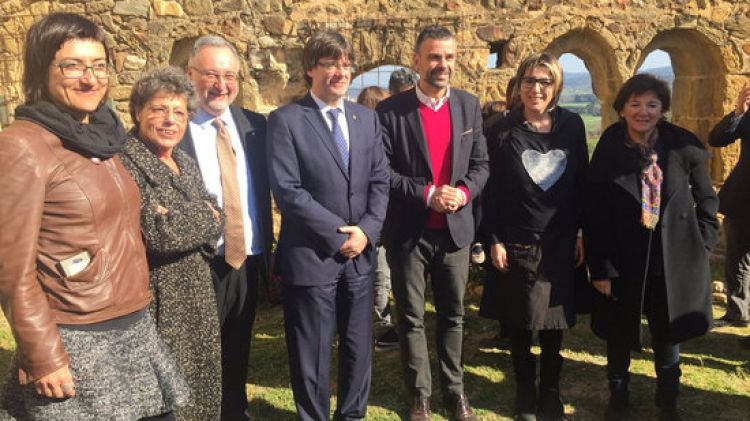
0, 120, 151, 381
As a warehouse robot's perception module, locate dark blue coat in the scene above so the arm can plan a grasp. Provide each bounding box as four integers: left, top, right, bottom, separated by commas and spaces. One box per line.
267, 94, 389, 286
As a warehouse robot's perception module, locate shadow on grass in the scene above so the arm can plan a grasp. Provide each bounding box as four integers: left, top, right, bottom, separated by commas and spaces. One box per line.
247, 397, 297, 420
248, 293, 750, 420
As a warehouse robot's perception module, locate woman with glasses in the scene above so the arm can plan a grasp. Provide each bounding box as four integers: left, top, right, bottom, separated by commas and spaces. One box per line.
0, 13, 187, 420
120, 67, 225, 421
586, 74, 718, 421
480, 52, 587, 421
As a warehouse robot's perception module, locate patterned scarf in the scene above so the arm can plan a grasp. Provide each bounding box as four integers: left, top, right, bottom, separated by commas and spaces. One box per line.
640, 152, 663, 230
627, 129, 663, 230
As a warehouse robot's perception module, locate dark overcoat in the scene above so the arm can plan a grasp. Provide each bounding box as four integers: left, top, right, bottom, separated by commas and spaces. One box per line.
585, 120, 719, 350
120, 136, 225, 421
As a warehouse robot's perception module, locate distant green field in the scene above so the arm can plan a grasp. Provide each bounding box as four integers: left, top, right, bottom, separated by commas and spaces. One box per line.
560, 102, 601, 157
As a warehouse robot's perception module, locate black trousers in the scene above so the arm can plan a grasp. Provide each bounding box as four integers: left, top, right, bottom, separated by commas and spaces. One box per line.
606, 276, 681, 408
283, 260, 373, 421
211, 255, 261, 421
388, 229, 469, 398
724, 216, 750, 321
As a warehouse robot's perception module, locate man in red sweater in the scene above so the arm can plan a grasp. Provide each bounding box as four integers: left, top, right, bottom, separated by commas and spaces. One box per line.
376, 26, 489, 421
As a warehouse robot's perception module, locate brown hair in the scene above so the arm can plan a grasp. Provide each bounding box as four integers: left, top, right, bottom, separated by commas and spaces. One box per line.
302, 31, 354, 87
356, 86, 390, 110
511, 52, 563, 111
612, 73, 671, 115
23, 13, 110, 105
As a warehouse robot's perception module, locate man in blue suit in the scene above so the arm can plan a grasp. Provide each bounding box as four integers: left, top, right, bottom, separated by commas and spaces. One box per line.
267, 31, 389, 421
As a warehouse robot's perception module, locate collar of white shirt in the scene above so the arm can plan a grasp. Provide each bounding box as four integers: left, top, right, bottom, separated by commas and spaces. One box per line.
192, 106, 233, 129
415, 84, 450, 111
310, 91, 345, 116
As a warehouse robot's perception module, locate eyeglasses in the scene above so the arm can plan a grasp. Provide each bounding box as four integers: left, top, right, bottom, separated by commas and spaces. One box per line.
317, 60, 357, 73
56, 60, 110, 79
145, 105, 189, 123
189, 66, 239, 83
521, 77, 554, 89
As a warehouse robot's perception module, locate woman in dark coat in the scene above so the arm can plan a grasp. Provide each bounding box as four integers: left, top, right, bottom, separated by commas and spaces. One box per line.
120, 67, 225, 421
479, 53, 587, 421
586, 74, 719, 421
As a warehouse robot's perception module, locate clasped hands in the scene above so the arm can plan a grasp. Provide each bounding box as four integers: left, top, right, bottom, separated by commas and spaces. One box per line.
430, 185, 465, 214
338, 225, 367, 259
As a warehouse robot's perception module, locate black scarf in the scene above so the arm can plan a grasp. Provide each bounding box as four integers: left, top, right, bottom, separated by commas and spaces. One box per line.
14, 101, 127, 159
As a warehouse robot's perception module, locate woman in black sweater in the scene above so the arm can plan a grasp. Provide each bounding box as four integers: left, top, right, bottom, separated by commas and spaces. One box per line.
480, 53, 588, 421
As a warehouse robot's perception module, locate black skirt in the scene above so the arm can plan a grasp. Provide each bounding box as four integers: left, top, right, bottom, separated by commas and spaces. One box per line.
479, 229, 578, 330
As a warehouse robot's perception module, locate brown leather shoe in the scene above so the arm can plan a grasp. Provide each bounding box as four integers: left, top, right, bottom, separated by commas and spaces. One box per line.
409, 396, 431, 421
445, 393, 477, 421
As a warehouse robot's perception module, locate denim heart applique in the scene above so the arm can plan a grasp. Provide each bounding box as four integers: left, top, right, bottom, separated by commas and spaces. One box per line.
521, 149, 567, 191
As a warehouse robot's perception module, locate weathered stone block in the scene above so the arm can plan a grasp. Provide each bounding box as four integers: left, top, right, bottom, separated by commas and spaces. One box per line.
263, 15, 294, 36
28, 1, 49, 15
114, 52, 129, 73
109, 85, 132, 101
86, 0, 115, 15
124, 55, 147, 70
184, 0, 214, 15
154, 0, 184, 17
113, 0, 150, 17
215, 0, 246, 13
476, 25, 504, 42
258, 36, 278, 49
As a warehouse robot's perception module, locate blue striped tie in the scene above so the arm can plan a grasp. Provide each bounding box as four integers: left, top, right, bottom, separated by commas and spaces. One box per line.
327, 109, 349, 169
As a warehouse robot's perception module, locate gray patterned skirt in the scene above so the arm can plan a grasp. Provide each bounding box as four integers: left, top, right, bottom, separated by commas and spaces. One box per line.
0, 310, 189, 420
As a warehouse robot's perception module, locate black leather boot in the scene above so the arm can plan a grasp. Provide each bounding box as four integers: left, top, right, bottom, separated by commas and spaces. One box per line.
604, 377, 629, 421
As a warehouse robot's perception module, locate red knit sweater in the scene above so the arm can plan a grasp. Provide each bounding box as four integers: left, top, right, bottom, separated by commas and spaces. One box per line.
420, 102, 452, 229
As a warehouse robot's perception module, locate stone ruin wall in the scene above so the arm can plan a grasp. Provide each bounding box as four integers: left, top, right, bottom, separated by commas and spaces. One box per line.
1, 0, 750, 185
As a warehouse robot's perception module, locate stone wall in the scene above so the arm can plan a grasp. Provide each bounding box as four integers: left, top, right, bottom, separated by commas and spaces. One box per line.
1, 0, 749, 183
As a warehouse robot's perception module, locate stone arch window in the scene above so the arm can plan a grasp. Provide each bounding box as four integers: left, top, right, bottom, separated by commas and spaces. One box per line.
637, 29, 727, 180
557, 53, 602, 155
546, 28, 622, 130
347, 64, 412, 101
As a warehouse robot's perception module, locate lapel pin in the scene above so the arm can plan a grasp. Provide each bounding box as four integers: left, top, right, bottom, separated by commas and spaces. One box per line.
352, 114, 357, 121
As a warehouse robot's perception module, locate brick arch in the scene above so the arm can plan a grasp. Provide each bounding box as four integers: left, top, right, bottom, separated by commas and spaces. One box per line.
638, 28, 727, 180
545, 28, 623, 130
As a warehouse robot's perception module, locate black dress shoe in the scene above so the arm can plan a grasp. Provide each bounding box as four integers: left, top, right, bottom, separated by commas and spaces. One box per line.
713, 316, 749, 328
444, 393, 477, 421
659, 406, 683, 421
409, 397, 431, 421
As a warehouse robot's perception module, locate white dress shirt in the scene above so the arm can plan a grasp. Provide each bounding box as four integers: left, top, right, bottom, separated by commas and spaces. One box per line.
189, 107, 262, 255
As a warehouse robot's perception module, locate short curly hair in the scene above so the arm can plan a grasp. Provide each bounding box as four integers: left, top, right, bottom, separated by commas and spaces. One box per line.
129, 67, 198, 129
612, 73, 671, 115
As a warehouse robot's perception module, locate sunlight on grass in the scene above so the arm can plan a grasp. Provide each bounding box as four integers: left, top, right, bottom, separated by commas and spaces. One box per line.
0, 288, 746, 420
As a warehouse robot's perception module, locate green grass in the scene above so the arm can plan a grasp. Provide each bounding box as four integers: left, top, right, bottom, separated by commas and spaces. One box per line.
1, 284, 748, 420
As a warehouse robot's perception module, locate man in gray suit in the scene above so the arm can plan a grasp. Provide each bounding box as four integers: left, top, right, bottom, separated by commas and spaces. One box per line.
377, 26, 488, 421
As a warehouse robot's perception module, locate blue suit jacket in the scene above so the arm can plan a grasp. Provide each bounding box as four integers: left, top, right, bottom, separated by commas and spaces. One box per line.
267, 93, 389, 286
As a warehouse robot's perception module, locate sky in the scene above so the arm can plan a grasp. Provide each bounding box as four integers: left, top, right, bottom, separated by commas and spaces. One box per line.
558, 49, 671, 72
348, 50, 673, 97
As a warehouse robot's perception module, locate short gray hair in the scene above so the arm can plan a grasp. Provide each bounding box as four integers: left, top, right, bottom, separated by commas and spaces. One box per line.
189, 35, 240, 64
129, 66, 198, 128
